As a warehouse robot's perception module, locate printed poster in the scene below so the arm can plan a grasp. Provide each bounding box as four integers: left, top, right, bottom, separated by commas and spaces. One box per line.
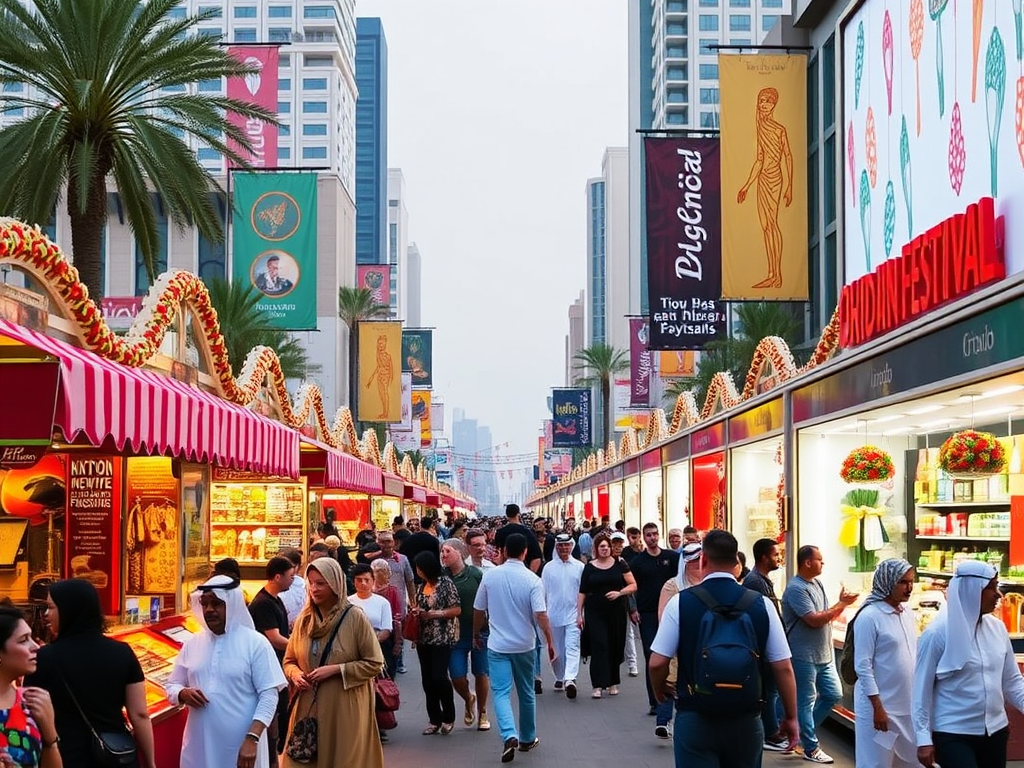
226, 45, 279, 168
358, 321, 403, 423
125, 457, 179, 600
402, 330, 433, 388
551, 389, 591, 448
357, 264, 391, 310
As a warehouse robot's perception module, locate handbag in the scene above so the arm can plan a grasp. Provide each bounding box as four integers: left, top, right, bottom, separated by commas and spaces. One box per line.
401, 610, 420, 644
374, 671, 400, 712
285, 606, 351, 764
58, 673, 137, 768
375, 708, 397, 731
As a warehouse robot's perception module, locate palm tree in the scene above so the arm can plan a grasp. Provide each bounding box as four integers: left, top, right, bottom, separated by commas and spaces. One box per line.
205, 278, 308, 380
573, 343, 628, 449
337, 286, 389, 426
0, 0, 274, 299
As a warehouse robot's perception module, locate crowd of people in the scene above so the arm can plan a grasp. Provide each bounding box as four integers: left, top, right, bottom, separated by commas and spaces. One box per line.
4, 506, 1024, 768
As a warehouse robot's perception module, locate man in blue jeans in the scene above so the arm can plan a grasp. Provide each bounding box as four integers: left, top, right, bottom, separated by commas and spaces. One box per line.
781, 544, 858, 764
473, 533, 556, 763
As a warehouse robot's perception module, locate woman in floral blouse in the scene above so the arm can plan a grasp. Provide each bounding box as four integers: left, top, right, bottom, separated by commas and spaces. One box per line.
411, 552, 460, 734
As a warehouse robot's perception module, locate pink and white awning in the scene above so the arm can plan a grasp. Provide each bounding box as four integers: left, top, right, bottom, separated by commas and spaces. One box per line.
300, 438, 382, 495
0, 320, 299, 478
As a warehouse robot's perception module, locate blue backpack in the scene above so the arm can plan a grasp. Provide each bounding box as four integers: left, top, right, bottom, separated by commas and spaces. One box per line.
685, 586, 764, 716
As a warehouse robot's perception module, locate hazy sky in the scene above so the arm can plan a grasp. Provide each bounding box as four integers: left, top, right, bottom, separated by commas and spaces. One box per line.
358, 0, 628, 492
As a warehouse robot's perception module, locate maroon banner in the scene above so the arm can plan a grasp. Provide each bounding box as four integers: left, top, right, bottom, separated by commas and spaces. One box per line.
644, 137, 727, 350
357, 264, 391, 310
66, 455, 122, 615
227, 46, 279, 168
629, 318, 651, 407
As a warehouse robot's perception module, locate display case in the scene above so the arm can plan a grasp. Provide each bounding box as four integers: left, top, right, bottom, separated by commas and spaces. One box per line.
209, 472, 307, 564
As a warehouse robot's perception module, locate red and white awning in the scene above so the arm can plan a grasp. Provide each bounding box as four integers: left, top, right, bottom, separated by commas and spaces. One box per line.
300, 438, 382, 494
0, 320, 299, 478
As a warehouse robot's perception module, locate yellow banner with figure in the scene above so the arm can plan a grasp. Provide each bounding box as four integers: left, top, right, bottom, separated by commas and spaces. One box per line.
720, 54, 808, 300
358, 321, 403, 423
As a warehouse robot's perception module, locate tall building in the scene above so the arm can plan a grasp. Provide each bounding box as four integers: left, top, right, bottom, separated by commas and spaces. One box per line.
355, 17, 388, 266
386, 168, 409, 320
406, 243, 422, 328
565, 290, 585, 386
451, 408, 499, 515
3, 0, 361, 416
584, 148, 630, 353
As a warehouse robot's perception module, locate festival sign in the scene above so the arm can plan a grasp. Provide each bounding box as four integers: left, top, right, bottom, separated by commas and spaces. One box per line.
66, 455, 121, 615
357, 321, 402, 423
226, 46, 279, 168
402, 330, 433, 388
552, 388, 591, 448
841, 1, 1024, 287
232, 172, 317, 329
629, 318, 652, 407
124, 457, 179, 610
720, 54, 808, 300
357, 264, 391, 311
644, 137, 727, 350
412, 390, 432, 448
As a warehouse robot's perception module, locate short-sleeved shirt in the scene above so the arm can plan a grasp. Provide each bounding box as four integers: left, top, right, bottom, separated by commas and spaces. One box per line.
781, 575, 833, 663
474, 559, 546, 654
348, 592, 394, 633
249, 587, 290, 662
493, 523, 543, 566
448, 565, 484, 641
384, 551, 415, 615
630, 549, 681, 614
742, 569, 781, 615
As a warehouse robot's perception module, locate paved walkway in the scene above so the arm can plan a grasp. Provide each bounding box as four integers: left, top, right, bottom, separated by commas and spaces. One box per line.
383, 650, 857, 767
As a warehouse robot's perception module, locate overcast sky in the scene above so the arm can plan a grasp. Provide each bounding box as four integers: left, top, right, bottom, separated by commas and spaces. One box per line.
357, 0, 628, 493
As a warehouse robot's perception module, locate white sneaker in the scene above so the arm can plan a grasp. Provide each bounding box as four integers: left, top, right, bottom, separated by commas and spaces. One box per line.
628, 666, 639, 677
553, 681, 564, 692
803, 748, 834, 764
654, 725, 670, 740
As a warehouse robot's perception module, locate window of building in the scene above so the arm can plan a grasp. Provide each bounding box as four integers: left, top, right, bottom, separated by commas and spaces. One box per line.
197, 147, 220, 161
823, 34, 835, 127
233, 28, 256, 43
198, 5, 222, 16
304, 5, 336, 18
279, 78, 291, 91
666, 45, 686, 58
302, 146, 327, 159
198, 193, 226, 282
2, 82, 22, 92
134, 195, 168, 296
666, 66, 687, 81
729, 15, 751, 31
667, 0, 686, 10
303, 123, 328, 136
163, 83, 186, 92
280, 54, 291, 66
730, 0, 751, 5
302, 77, 328, 90
197, 78, 221, 92
268, 5, 292, 17
666, 23, 687, 36
278, 101, 291, 114
763, 0, 783, 6
233, 6, 256, 17
280, 124, 291, 136
304, 55, 333, 67
268, 27, 290, 42
667, 89, 687, 104
698, 0, 718, 5
699, 38, 718, 54
763, 15, 778, 32
6, 107, 23, 117
700, 111, 718, 128
699, 87, 719, 104
303, 100, 328, 113
167, 7, 186, 19
730, 38, 751, 46
666, 112, 687, 125
279, 146, 291, 160
198, 28, 222, 39
698, 15, 719, 31
699, 63, 719, 80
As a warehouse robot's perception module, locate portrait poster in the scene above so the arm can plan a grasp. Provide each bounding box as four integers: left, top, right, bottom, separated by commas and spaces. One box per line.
357, 321, 402, 423
124, 457, 179, 604
401, 330, 433, 388
720, 54, 809, 300
411, 390, 432, 448
357, 264, 391, 311
644, 137, 727, 350
231, 171, 317, 329
628, 318, 651, 407
551, 389, 591, 448
226, 45, 279, 169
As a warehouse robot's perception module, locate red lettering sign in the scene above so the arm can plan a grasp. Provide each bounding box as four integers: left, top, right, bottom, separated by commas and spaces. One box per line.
840, 198, 1004, 347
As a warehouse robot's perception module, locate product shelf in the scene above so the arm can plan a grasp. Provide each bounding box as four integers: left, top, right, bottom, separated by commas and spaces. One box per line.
916, 534, 1011, 541
915, 501, 1011, 509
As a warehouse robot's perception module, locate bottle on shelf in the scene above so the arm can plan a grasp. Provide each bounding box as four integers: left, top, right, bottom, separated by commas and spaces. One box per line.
937, 469, 954, 503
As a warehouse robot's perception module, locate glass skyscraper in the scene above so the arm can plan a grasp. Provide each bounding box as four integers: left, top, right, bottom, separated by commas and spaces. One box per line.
355, 17, 388, 265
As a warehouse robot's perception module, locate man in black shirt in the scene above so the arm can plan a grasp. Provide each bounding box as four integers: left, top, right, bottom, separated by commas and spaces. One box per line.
533, 517, 554, 564
248, 555, 295, 765
622, 527, 644, 565
401, 514, 442, 581
493, 504, 542, 572
628, 523, 680, 717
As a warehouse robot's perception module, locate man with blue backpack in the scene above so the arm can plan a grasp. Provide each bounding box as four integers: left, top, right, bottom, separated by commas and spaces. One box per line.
648, 529, 799, 768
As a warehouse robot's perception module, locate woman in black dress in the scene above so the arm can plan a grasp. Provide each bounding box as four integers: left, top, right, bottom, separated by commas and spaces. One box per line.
576, 532, 637, 699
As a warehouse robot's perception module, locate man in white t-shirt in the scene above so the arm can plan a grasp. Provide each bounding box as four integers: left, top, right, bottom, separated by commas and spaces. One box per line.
348, 563, 393, 645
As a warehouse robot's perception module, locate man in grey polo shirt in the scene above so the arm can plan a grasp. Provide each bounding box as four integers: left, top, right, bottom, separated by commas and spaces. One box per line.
474, 533, 556, 763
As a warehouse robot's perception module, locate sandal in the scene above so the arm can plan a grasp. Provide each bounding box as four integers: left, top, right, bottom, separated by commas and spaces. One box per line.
440, 722, 455, 735
422, 725, 440, 735
591, 689, 602, 699
608, 686, 619, 696
464, 693, 477, 726
478, 715, 491, 731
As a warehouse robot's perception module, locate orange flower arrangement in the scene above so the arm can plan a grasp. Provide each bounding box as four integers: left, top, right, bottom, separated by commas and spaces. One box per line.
938, 429, 1007, 476
840, 445, 896, 484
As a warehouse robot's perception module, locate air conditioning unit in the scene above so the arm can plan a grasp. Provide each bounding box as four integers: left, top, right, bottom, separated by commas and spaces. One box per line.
291, 31, 304, 42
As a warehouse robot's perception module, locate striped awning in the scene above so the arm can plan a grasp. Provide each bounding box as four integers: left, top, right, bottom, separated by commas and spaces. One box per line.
300, 438, 382, 494
0, 320, 299, 478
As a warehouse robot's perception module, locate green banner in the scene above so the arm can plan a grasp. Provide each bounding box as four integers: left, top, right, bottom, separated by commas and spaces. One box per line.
232, 172, 317, 329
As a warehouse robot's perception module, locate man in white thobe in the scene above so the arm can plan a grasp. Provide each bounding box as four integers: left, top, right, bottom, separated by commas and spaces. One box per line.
541, 533, 584, 699
166, 575, 287, 768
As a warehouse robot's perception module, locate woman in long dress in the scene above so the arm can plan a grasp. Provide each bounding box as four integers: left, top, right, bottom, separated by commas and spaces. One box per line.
576, 533, 637, 699
282, 558, 384, 768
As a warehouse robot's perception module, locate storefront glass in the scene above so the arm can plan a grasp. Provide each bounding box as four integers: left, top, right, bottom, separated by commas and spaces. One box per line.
640, 468, 662, 528
730, 439, 784, 569
623, 474, 640, 529
664, 461, 690, 533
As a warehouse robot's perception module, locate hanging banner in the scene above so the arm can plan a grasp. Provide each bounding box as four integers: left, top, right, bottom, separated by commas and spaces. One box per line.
65, 455, 121, 616
357, 321, 402, 423
412, 390, 432, 447
226, 46, 279, 169
392, 372, 414, 432
402, 330, 433, 388
720, 54, 808, 300
357, 264, 391, 311
232, 172, 317, 329
628, 318, 652, 407
551, 388, 591, 448
430, 401, 445, 440
392, 421, 421, 452
659, 350, 696, 378
644, 137, 727, 350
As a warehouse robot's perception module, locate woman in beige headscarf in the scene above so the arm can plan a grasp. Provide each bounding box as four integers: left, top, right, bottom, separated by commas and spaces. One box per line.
282, 557, 384, 768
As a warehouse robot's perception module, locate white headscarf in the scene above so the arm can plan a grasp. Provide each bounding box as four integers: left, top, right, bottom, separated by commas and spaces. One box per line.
190, 574, 255, 634
936, 559, 997, 677
676, 543, 702, 590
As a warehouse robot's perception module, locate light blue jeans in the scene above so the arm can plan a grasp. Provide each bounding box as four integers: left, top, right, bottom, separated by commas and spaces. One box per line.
791, 659, 842, 753
488, 649, 537, 743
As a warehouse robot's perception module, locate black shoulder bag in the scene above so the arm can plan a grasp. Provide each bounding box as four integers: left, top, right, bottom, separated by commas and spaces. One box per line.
59, 673, 138, 768
285, 606, 352, 764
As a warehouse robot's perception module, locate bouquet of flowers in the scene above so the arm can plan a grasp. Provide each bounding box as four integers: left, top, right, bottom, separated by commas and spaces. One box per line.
938, 429, 1007, 476
840, 445, 896, 484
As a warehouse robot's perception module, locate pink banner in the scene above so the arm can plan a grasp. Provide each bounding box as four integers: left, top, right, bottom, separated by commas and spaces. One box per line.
357, 264, 391, 310
227, 46, 279, 168
629, 318, 652, 407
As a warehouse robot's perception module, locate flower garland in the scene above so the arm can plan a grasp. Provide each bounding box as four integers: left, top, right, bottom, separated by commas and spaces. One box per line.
840, 445, 896, 483
938, 429, 1007, 475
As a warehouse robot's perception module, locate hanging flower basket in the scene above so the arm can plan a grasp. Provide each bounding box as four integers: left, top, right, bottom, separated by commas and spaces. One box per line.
938, 429, 1007, 478
840, 445, 896, 484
